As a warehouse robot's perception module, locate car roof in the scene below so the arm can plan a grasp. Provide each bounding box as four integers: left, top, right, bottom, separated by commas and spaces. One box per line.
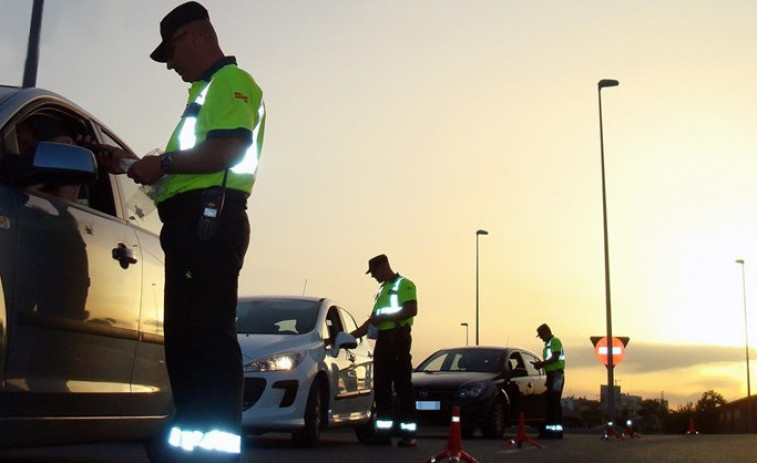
0, 85, 20, 101
430, 346, 541, 358
0, 85, 104, 129
0, 85, 56, 103
238, 295, 326, 303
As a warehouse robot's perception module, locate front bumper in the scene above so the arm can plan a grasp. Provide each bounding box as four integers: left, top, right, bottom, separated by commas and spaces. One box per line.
241, 375, 309, 432
415, 395, 496, 427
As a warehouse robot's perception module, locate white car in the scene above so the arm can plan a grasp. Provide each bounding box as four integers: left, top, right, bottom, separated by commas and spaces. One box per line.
237, 296, 375, 445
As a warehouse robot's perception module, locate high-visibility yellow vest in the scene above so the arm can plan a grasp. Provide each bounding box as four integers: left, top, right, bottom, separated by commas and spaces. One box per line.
372, 274, 416, 331
543, 336, 565, 372
154, 57, 265, 203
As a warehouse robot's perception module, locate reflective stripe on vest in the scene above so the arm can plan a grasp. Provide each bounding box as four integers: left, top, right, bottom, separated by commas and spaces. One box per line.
544, 337, 566, 372
544, 338, 565, 362
177, 79, 262, 176
375, 277, 404, 317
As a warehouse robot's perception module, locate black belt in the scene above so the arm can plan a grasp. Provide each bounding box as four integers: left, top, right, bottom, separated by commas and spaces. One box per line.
158, 187, 248, 221
377, 324, 411, 334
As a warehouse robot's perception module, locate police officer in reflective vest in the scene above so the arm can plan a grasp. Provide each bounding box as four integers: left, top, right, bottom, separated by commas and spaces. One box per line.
97, 2, 265, 461
532, 323, 565, 439
352, 254, 419, 447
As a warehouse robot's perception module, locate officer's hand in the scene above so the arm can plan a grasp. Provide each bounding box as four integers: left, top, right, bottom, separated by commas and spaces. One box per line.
89, 142, 131, 174
128, 155, 163, 185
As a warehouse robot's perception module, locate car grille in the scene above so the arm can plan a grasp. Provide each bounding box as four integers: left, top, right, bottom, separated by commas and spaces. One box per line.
415, 387, 456, 401
243, 378, 266, 410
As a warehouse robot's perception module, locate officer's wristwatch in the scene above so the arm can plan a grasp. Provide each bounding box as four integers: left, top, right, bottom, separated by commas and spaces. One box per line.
160, 152, 174, 175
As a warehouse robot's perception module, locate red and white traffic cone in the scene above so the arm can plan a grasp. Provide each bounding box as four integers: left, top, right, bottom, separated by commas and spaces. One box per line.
421, 405, 480, 463
504, 412, 542, 450
601, 421, 624, 441
624, 420, 640, 439
685, 417, 699, 435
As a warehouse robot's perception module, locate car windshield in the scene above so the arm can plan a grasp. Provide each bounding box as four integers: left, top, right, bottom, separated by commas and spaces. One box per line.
416, 348, 504, 373
237, 298, 320, 335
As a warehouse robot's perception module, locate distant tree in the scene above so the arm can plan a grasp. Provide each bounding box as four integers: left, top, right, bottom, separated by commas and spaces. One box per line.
695, 390, 727, 413
640, 399, 668, 417
663, 401, 694, 433
578, 399, 603, 428
638, 399, 668, 433
694, 389, 727, 433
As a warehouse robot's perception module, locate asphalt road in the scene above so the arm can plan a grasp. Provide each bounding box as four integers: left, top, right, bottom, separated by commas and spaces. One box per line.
1, 430, 756, 463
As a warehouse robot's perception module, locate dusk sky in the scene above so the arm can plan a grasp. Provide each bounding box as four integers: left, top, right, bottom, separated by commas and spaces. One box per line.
2, 0, 757, 407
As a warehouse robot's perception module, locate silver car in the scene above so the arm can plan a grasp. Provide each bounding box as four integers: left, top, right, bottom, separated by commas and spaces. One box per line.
237, 296, 375, 445
0, 85, 171, 447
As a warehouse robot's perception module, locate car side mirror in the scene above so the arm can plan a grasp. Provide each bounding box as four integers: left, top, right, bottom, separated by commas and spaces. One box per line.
11, 142, 98, 187
334, 332, 358, 351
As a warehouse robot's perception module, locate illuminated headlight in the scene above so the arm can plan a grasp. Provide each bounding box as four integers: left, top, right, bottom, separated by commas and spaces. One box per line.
245, 352, 304, 372
454, 382, 486, 399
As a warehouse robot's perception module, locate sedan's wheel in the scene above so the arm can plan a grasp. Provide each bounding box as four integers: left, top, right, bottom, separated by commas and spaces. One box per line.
355, 401, 377, 443
292, 381, 322, 446
481, 400, 506, 438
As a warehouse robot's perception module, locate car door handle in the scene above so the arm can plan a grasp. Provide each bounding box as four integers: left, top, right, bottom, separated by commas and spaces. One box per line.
112, 243, 138, 269
527, 382, 533, 389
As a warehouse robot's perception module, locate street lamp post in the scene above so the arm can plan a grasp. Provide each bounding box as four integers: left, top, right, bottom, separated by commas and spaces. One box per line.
736, 259, 752, 433
475, 229, 489, 346
597, 78, 619, 423
23, 0, 44, 88
461, 322, 469, 346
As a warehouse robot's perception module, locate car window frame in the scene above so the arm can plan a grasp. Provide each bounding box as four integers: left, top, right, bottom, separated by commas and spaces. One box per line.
92, 124, 162, 237
0, 103, 118, 217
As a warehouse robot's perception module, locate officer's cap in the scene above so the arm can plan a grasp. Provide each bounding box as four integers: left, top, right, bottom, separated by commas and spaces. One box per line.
150, 1, 209, 63
366, 254, 389, 274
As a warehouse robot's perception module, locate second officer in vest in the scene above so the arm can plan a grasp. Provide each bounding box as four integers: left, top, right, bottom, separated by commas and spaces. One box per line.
352, 254, 419, 447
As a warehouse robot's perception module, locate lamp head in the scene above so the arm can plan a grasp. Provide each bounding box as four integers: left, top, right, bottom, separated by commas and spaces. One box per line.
476, 229, 489, 236
736, 259, 745, 265
461, 322, 468, 327
598, 79, 620, 89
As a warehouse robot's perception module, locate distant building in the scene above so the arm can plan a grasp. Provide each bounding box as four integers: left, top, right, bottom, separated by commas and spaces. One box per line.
717, 395, 757, 433
562, 396, 602, 429
562, 392, 668, 431
600, 385, 622, 416
620, 392, 642, 414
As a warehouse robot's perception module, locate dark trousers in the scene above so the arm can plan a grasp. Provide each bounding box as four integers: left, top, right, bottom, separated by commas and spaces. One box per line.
158, 189, 250, 436
544, 370, 565, 428
374, 326, 416, 435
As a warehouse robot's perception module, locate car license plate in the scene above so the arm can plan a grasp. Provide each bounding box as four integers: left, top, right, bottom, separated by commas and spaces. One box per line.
416, 400, 440, 411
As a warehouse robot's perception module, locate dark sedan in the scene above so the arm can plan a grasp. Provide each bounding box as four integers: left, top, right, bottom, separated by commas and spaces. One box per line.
412, 346, 547, 438
0, 85, 171, 448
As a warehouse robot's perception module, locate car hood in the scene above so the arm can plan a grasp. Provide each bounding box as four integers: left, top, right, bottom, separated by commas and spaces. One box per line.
412, 371, 498, 388
238, 332, 320, 360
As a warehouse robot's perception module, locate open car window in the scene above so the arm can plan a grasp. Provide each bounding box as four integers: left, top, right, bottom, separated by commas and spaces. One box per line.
97, 129, 162, 235
0, 106, 116, 216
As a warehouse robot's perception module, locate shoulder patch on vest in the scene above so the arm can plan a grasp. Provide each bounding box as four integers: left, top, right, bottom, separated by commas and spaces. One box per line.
234, 91, 249, 103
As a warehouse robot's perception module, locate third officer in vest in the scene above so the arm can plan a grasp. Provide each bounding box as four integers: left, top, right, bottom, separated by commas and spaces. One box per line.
532, 323, 566, 439
352, 254, 419, 447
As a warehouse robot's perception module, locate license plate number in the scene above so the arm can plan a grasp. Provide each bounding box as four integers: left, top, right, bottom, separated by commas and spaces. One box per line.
416, 400, 441, 411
